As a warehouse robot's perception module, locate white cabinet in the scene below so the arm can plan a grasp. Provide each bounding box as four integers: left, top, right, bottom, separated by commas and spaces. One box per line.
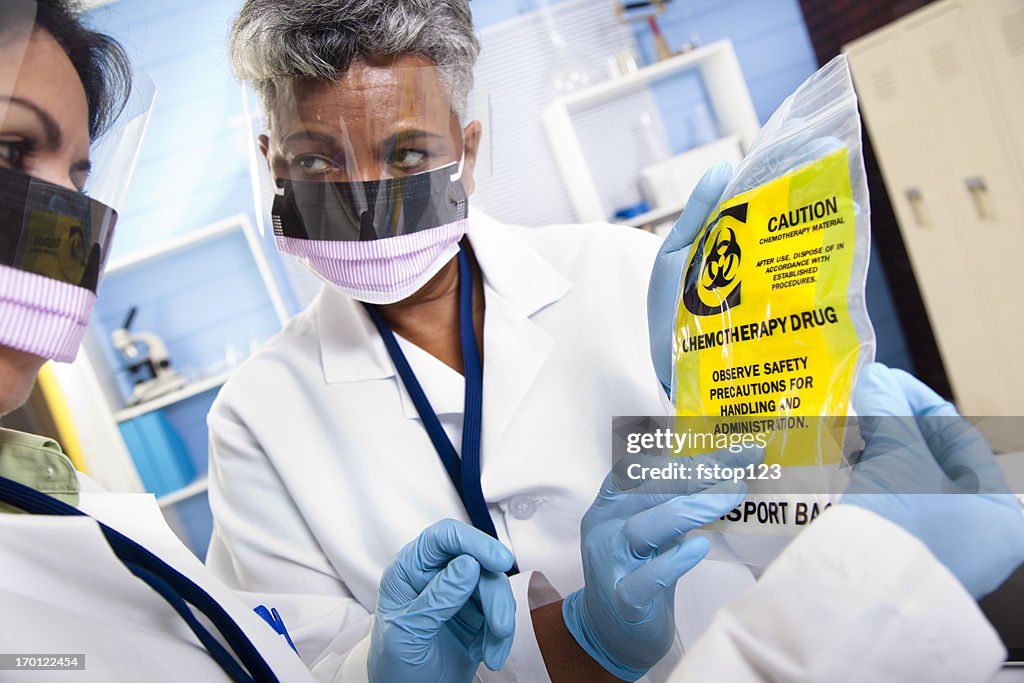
845, 0, 1024, 417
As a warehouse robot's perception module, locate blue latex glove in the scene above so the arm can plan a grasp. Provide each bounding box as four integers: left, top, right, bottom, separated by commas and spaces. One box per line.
563, 447, 762, 680
843, 363, 1024, 598
647, 162, 731, 394
369, 519, 516, 683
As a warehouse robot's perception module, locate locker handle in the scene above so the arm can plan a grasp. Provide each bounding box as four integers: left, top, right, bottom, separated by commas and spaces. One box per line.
905, 187, 927, 226
964, 176, 993, 221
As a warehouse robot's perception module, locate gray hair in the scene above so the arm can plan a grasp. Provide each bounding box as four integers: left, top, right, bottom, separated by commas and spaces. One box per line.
230, 0, 479, 121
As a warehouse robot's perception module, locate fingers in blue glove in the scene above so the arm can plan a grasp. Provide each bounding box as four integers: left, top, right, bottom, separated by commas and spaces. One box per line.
853, 362, 913, 416
621, 481, 747, 558
424, 519, 515, 573
662, 161, 732, 253
852, 363, 931, 466
476, 569, 516, 670
888, 369, 1011, 494
406, 555, 482, 639
615, 536, 711, 620
406, 519, 514, 584
852, 364, 1008, 494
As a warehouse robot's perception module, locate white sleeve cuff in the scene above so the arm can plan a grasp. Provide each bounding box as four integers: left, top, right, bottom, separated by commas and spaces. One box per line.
312, 634, 371, 683
770, 505, 1005, 682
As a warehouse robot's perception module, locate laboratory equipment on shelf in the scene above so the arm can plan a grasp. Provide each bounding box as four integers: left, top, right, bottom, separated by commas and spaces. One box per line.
110, 306, 186, 406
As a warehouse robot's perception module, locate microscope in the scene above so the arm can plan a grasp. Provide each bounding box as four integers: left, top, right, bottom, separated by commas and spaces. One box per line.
110, 307, 187, 406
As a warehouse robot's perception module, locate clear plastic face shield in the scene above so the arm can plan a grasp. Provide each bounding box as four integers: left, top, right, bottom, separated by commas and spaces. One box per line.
0, 0, 154, 361
247, 58, 491, 243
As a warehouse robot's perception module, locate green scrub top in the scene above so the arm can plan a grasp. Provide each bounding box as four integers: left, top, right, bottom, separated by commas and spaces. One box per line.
0, 427, 79, 513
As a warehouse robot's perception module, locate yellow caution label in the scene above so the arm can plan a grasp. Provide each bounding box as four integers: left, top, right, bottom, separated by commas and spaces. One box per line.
674, 149, 861, 467
18, 210, 88, 286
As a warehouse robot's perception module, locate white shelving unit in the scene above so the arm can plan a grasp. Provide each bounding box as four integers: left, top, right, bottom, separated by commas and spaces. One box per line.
543, 40, 760, 223
50, 214, 291, 501
113, 370, 233, 424
156, 476, 210, 509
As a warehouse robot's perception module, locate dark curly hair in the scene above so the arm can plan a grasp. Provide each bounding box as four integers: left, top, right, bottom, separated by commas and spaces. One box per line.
5, 0, 134, 139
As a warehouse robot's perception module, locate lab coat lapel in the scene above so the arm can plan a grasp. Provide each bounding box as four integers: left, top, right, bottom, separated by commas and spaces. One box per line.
317, 274, 462, 421
317, 281, 428, 420
467, 212, 572, 454
317, 287, 394, 384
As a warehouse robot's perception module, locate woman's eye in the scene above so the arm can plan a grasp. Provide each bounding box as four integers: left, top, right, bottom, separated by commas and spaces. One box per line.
390, 148, 427, 171
291, 155, 334, 174
0, 139, 29, 168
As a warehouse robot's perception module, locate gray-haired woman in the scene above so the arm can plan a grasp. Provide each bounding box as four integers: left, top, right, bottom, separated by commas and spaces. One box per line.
207, 1, 755, 681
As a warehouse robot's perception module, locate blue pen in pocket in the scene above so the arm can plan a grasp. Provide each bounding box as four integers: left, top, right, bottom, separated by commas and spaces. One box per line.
254, 604, 298, 654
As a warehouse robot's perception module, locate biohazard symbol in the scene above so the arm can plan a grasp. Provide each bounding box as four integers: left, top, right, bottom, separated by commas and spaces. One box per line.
701, 226, 741, 292
68, 225, 86, 263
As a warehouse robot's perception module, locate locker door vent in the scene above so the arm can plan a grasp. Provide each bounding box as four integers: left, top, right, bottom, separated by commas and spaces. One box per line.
1004, 8, 1024, 58
928, 39, 962, 82
870, 66, 900, 102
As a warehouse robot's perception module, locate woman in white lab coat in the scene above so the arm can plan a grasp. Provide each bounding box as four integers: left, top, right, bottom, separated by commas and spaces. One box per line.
0, 1, 740, 679
0, 2, 316, 679
207, 0, 759, 679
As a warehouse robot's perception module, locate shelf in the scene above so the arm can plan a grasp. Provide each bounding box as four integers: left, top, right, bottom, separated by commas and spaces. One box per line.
114, 369, 233, 423
617, 203, 686, 231
157, 476, 209, 508
105, 215, 248, 274
555, 41, 732, 112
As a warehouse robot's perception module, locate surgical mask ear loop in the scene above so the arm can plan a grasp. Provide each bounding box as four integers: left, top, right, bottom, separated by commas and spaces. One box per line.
449, 142, 467, 182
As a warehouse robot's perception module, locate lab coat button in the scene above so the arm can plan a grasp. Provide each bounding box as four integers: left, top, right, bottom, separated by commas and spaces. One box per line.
509, 496, 536, 520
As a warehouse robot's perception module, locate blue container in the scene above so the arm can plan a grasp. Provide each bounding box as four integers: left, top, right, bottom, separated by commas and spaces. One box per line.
119, 411, 196, 497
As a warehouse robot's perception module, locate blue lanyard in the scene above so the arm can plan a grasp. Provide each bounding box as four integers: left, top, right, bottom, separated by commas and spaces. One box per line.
365, 248, 517, 575
0, 476, 278, 683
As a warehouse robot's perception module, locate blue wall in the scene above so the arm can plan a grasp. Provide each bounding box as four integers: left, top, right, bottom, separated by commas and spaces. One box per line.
87, 0, 293, 555
89, 0, 253, 257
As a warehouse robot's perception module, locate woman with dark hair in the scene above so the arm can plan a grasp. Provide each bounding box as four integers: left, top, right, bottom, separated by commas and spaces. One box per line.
0, 2, 317, 680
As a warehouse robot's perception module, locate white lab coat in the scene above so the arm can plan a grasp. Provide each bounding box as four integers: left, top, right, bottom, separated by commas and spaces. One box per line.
205, 211, 757, 681
0, 474, 315, 682
327, 506, 1010, 683
676, 504, 1009, 683
0, 480, 1005, 683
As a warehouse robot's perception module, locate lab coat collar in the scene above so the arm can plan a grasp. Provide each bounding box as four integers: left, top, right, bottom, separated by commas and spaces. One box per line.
464, 209, 573, 319
317, 209, 572, 386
